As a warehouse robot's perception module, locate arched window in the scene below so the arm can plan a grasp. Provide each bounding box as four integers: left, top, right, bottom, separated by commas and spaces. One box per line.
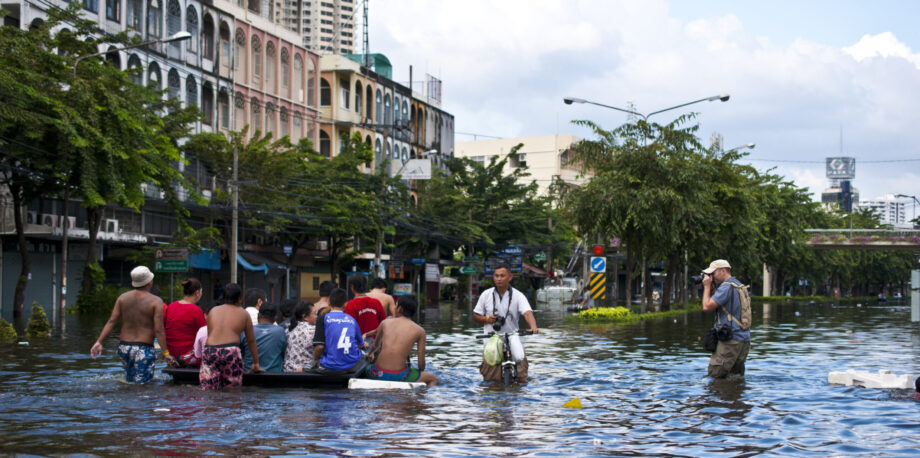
293, 54, 303, 103
202, 14, 214, 59
166, 0, 181, 58
385, 140, 390, 159
186, 75, 197, 107
217, 89, 230, 129
234, 29, 246, 82
148, 62, 161, 89
219, 23, 231, 73
292, 111, 302, 142
375, 90, 382, 124
251, 35, 261, 85
401, 101, 408, 126
127, 0, 142, 30
147, 0, 162, 38
402, 146, 408, 162
201, 83, 214, 125
250, 97, 261, 133
319, 130, 330, 157
355, 81, 363, 116
185, 6, 198, 52
264, 102, 275, 136
280, 48, 290, 98
167, 68, 180, 100
383, 93, 391, 125
279, 107, 289, 138
305, 57, 315, 106
127, 54, 142, 85
234, 91, 246, 130
365, 85, 373, 121
105, 46, 121, 69
394, 95, 400, 124
374, 138, 382, 166
320, 78, 330, 106
339, 78, 350, 109
264, 42, 275, 93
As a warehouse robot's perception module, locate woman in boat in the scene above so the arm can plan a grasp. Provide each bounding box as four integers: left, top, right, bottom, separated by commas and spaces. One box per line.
164, 278, 207, 367
284, 302, 316, 372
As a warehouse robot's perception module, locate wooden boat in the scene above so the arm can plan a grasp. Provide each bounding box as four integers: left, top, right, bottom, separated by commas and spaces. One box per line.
164, 367, 359, 388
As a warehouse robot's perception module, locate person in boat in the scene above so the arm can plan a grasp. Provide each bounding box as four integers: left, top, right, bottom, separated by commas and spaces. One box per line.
365, 295, 437, 386
90, 266, 175, 383
367, 277, 397, 317
164, 278, 207, 367
283, 302, 316, 372
278, 298, 297, 328
312, 288, 367, 374
473, 263, 538, 383
244, 288, 267, 326
191, 302, 213, 365
314, 280, 337, 318
344, 275, 386, 342
200, 283, 262, 390
241, 303, 287, 373
701, 259, 751, 379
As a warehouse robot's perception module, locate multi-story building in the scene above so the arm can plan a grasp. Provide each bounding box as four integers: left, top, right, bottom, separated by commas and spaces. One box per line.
860, 195, 909, 227
454, 135, 587, 197
273, 0, 355, 53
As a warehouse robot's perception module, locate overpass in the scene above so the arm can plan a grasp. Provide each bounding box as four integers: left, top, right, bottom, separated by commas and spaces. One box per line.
804, 229, 920, 250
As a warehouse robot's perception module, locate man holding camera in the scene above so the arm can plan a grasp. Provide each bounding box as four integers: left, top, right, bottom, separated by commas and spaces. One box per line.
473, 264, 539, 382
701, 259, 751, 378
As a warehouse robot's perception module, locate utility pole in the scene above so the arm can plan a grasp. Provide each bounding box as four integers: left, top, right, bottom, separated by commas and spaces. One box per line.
59, 188, 69, 328
230, 146, 239, 283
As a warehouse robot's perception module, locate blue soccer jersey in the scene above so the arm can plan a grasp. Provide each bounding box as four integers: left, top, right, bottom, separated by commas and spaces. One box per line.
314, 310, 364, 371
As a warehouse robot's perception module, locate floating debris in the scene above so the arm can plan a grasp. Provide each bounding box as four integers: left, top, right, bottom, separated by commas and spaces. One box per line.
563, 398, 583, 409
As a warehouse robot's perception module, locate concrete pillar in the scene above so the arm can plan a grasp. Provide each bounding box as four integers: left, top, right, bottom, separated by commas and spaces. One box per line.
911, 269, 919, 322
762, 263, 771, 297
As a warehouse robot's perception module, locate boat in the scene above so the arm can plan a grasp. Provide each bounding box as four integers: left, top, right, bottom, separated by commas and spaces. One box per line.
164, 367, 359, 388
536, 277, 579, 310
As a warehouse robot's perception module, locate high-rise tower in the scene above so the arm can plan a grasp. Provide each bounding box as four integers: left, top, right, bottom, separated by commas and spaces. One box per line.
275, 0, 356, 53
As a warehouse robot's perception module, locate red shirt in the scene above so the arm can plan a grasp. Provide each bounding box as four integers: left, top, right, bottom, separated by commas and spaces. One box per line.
163, 301, 206, 357
344, 296, 386, 335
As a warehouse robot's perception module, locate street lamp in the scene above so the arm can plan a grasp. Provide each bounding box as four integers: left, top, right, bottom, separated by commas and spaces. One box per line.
72, 31, 192, 77
563, 94, 730, 122
895, 194, 919, 223
727, 142, 755, 152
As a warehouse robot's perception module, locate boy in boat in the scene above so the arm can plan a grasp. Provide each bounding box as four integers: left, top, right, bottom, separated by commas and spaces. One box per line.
200, 283, 262, 389
90, 266, 175, 383
365, 295, 437, 386
367, 278, 397, 317
312, 288, 367, 374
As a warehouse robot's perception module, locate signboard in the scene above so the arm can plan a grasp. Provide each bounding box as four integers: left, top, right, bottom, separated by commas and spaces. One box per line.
459, 266, 477, 274
589, 272, 606, 300
393, 283, 413, 295
390, 260, 404, 278
826, 157, 855, 180
462, 256, 480, 264
425, 263, 440, 282
283, 245, 293, 255
410, 257, 426, 265
154, 247, 188, 272
484, 245, 523, 275
534, 252, 547, 262
399, 159, 432, 180
589, 256, 606, 273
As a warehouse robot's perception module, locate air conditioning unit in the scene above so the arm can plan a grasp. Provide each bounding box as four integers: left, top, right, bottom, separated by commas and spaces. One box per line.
202, 189, 212, 201
105, 218, 119, 233
41, 213, 58, 227
27, 211, 38, 225
60, 216, 76, 230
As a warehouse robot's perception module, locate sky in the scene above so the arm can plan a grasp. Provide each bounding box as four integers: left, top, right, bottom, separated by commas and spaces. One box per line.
365, 0, 920, 211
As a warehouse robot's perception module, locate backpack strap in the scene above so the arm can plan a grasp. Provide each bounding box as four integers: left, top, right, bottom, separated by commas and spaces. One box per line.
720, 281, 746, 327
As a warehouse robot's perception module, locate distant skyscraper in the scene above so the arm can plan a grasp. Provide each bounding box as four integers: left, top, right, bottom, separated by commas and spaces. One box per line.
860, 195, 908, 227
275, 0, 356, 54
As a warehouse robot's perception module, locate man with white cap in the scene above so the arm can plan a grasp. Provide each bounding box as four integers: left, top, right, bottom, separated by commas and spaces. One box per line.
90, 266, 175, 383
701, 259, 751, 378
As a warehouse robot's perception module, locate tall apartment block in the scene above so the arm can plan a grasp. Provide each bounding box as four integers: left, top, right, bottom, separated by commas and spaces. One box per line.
274, 0, 356, 53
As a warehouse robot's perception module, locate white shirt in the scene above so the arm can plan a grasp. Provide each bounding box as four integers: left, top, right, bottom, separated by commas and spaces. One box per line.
246, 307, 259, 325
473, 286, 533, 334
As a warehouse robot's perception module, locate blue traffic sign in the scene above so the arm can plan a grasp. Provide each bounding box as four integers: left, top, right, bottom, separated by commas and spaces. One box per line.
411, 258, 427, 265
590, 256, 606, 273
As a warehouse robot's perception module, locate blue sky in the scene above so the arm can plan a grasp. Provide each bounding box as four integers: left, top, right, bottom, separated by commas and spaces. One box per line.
369, 1, 920, 210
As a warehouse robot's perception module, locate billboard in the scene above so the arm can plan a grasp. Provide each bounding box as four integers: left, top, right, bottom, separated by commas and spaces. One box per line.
826, 157, 855, 180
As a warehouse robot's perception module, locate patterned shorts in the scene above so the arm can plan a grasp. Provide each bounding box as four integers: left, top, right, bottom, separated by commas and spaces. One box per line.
199, 344, 244, 390
117, 342, 157, 384
366, 364, 420, 383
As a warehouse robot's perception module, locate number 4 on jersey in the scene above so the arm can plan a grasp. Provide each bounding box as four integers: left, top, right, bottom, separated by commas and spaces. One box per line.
337, 328, 352, 354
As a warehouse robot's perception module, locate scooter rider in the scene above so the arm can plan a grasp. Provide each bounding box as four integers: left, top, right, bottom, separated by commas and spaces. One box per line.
473, 263, 538, 382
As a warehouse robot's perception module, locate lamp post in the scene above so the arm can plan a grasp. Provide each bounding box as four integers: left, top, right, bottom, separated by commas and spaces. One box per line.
60, 30, 193, 321
895, 194, 919, 224
727, 142, 755, 153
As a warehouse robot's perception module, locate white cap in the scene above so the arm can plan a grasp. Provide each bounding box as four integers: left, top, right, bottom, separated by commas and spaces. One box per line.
131, 266, 155, 287
702, 259, 731, 274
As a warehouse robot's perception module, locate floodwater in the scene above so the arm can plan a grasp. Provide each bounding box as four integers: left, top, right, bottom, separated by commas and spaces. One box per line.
2, 300, 919, 455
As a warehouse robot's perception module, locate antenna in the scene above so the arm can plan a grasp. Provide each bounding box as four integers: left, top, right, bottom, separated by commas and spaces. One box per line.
363, 0, 370, 68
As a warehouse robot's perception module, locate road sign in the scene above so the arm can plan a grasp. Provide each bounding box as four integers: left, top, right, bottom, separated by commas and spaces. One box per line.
155, 260, 188, 273
589, 272, 606, 300
425, 263, 440, 282
534, 252, 547, 262
155, 247, 188, 272
589, 256, 606, 273
462, 256, 480, 264
459, 266, 477, 274
283, 245, 293, 255
411, 257, 426, 265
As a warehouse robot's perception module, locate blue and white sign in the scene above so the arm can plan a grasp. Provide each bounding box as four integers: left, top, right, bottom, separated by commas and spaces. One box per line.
590, 256, 606, 273
411, 257, 427, 265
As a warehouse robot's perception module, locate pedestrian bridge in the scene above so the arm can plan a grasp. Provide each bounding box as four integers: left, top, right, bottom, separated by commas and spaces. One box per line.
804, 229, 920, 250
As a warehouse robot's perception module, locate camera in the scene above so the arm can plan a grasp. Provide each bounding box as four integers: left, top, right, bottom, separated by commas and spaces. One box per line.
492, 315, 506, 331
716, 324, 733, 341
691, 274, 703, 286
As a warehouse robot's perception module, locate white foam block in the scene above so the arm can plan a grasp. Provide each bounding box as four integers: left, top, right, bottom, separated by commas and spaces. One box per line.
348, 378, 426, 390
827, 369, 915, 389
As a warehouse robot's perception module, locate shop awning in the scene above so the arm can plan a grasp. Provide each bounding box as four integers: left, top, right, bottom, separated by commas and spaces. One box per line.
237, 252, 288, 275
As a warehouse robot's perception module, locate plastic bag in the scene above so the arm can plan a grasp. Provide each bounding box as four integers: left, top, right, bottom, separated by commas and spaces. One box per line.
483, 334, 503, 366
508, 334, 525, 363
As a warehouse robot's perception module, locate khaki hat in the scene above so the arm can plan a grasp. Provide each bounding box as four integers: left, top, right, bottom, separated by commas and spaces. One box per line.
702, 259, 731, 274
131, 266, 155, 287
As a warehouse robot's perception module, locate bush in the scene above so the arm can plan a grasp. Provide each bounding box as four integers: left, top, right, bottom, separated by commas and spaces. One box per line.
571, 304, 702, 324
74, 284, 126, 314
26, 301, 51, 338
0, 318, 17, 342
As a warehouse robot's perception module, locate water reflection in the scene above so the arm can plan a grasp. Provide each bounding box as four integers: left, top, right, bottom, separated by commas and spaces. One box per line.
1, 300, 919, 454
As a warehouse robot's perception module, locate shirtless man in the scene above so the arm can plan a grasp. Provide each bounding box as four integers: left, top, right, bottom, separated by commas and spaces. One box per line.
90, 266, 174, 384
367, 278, 397, 317
365, 295, 437, 386
200, 283, 262, 390
313, 280, 336, 318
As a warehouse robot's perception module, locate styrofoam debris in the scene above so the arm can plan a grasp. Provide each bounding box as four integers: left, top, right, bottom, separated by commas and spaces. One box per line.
828, 369, 915, 389
347, 378, 426, 390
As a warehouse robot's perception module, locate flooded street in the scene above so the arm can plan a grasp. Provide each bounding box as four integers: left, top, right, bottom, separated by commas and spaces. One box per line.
2, 300, 919, 455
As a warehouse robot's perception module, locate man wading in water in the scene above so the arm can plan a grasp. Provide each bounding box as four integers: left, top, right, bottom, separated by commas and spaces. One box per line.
90, 266, 175, 383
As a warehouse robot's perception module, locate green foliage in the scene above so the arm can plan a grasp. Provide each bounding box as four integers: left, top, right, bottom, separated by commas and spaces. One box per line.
74, 263, 113, 312
0, 318, 17, 342
570, 304, 703, 324
73, 284, 126, 314
25, 302, 51, 338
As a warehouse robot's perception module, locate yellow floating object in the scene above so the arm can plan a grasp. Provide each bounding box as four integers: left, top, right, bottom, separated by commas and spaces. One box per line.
563, 397, 583, 409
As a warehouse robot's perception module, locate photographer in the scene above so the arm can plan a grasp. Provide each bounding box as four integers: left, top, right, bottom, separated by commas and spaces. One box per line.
473, 264, 539, 382
701, 259, 751, 379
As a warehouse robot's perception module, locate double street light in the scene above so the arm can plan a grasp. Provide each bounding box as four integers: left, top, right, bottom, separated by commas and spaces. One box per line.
563, 93, 730, 123
894, 194, 920, 223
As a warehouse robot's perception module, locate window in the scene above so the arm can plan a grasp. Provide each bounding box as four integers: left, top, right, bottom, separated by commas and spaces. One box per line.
202, 15, 214, 59
166, 0, 180, 57
320, 78, 330, 106
127, 0, 142, 29
354, 81, 362, 115
383, 93, 390, 125
106, 0, 120, 21
186, 6, 198, 52
394, 95, 400, 124
148, 62, 161, 88
218, 90, 230, 129
127, 54, 142, 85
319, 130, 330, 157
280, 48, 289, 97
265, 42, 275, 92
186, 75, 197, 107
167, 69, 180, 100
234, 30, 246, 81
510, 153, 527, 168
250, 97, 261, 132
147, 0, 161, 38
306, 57, 315, 105
219, 24, 230, 72
375, 89, 381, 123
292, 111, 302, 142
312, 276, 319, 290
265, 103, 275, 136
365, 85, 373, 121
84, 0, 98, 13
248, 0, 259, 13
279, 107, 288, 137
201, 83, 214, 125
251, 36, 262, 85
293, 54, 303, 103
235, 92, 246, 130
339, 78, 349, 109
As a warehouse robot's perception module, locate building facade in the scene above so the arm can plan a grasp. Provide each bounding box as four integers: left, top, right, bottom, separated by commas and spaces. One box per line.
860, 195, 909, 227
273, 0, 355, 53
